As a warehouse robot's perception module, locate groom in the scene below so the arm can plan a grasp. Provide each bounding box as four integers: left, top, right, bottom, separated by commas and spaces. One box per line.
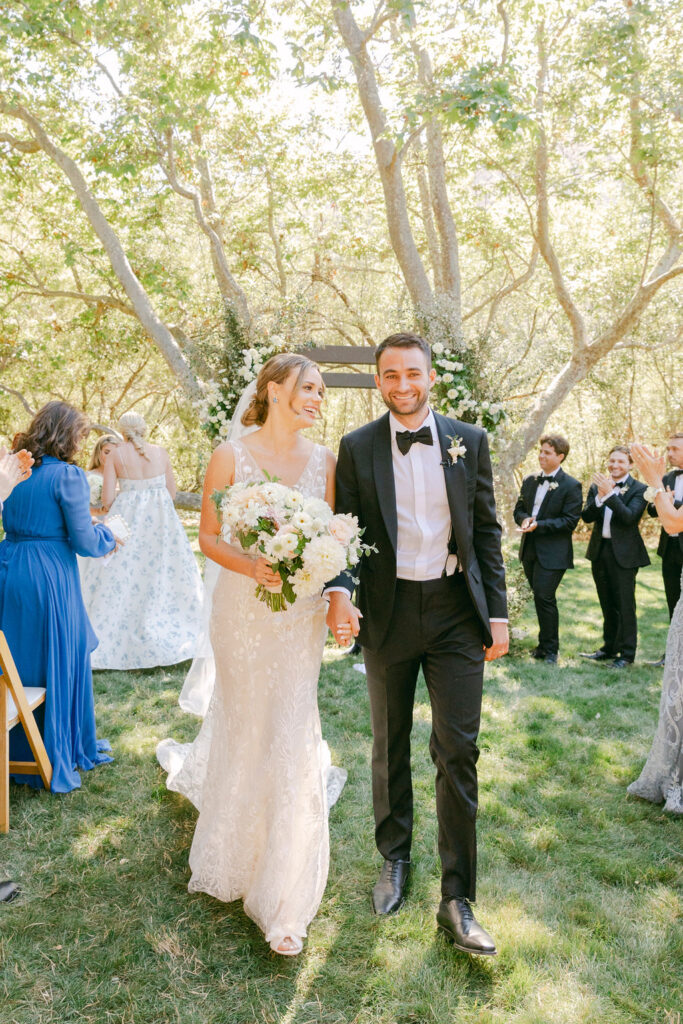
326, 333, 508, 956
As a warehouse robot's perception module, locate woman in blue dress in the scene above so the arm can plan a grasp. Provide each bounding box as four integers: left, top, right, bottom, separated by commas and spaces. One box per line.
0, 401, 117, 793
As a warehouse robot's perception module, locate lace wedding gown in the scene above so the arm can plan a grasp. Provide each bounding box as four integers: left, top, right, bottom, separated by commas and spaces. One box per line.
157, 440, 346, 948
627, 570, 683, 814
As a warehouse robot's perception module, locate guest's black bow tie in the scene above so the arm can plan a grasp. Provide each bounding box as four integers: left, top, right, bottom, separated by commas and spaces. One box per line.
396, 426, 433, 455
537, 474, 555, 484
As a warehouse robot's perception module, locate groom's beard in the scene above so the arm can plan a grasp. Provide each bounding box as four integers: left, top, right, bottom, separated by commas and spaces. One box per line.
381, 389, 430, 417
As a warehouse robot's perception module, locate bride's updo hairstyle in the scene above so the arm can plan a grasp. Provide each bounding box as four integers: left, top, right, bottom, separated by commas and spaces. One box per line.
241, 353, 321, 427
118, 412, 150, 460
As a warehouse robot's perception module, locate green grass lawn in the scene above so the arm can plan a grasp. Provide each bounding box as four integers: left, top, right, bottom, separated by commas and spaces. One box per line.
1, 556, 681, 1024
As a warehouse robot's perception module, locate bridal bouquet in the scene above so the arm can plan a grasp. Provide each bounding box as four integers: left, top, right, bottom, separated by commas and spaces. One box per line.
213, 479, 370, 611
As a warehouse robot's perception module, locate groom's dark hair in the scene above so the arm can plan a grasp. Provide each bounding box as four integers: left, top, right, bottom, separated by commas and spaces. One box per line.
375, 332, 431, 369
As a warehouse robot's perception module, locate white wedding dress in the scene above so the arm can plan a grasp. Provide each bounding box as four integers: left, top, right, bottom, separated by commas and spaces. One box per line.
627, 569, 683, 814
80, 475, 203, 670
157, 440, 346, 948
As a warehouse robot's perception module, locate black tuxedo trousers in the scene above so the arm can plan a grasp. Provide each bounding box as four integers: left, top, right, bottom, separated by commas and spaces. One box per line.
521, 543, 566, 656
592, 539, 638, 660
362, 573, 485, 902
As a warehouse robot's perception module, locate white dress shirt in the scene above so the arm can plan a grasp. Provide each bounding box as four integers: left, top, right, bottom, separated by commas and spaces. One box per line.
595, 475, 629, 538
674, 472, 683, 504
389, 410, 453, 580
531, 466, 561, 518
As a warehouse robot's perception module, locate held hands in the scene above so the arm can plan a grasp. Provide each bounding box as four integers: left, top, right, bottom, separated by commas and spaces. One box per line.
485, 621, 509, 662
593, 472, 614, 500
326, 590, 362, 647
253, 556, 282, 593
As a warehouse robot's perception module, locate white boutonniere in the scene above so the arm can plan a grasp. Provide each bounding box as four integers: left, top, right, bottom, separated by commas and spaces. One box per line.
548, 481, 559, 491
616, 482, 630, 494
446, 435, 467, 465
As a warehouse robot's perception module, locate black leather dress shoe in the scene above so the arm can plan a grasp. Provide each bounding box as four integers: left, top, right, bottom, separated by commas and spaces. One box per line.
530, 648, 544, 660
372, 859, 410, 915
579, 650, 611, 661
646, 655, 665, 667
611, 658, 633, 669
543, 654, 558, 664
437, 898, 497, 956
0, 880, 20, 903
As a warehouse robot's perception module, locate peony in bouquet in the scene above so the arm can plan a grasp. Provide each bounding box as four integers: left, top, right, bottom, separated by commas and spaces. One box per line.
213, 478, 371, 611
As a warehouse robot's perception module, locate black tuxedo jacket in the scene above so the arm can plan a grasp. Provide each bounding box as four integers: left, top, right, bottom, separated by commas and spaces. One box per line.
513, 468, 582, 570
582, 477, 650, 569
647, 469, 683, 559
331, 411, 507, 651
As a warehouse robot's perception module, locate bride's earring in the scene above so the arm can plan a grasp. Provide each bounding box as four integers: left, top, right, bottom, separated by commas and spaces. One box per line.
272, 396, 278, 403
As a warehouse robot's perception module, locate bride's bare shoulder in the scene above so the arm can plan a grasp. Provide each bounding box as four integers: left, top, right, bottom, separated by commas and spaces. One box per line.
322, 446, 337, 472
207, 442, 236, 472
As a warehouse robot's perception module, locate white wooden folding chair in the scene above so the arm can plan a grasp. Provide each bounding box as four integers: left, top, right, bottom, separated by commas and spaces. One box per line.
0, 631, 52, 833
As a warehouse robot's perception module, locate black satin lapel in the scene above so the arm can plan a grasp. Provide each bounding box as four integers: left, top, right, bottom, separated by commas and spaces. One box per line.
373, 413, 398, 552
434, 414, 469, 556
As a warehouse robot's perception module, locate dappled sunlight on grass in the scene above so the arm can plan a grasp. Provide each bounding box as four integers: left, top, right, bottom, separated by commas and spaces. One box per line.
71, 814, 138, 860
1, 557, 680, 1022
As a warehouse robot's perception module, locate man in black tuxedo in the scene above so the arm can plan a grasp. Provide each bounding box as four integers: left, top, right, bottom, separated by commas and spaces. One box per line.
513, 434, 582, 663
580, 446, 650, 668
326, 333, 508, 956
647, 432, 683, 626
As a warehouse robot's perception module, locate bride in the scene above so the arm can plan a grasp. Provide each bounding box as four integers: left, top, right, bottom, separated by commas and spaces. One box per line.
157, 353, 350, 955
627, 443, 682, 814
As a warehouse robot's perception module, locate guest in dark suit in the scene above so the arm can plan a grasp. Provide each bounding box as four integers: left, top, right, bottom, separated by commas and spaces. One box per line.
647, 432, 683, 626
580, 446, 650, 668
326, 333, 508, 956
513, 434, 582, 663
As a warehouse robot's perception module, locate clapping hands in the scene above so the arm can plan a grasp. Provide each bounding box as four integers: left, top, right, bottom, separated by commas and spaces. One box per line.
630, 443, 667, 489
593, 471, 615, 500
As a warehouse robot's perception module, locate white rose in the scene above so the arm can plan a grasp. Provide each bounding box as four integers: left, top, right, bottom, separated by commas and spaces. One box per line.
447, 389, 457, 400
441, 373, 454, 383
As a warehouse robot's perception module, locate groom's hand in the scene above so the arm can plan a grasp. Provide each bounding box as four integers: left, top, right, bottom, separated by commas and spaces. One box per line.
326, 591, 362, 646
484, 621, 509, 662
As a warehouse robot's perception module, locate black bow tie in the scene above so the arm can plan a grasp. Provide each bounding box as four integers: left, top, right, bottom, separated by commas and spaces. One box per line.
396, 426, 433, 456
537, 474, 555, 484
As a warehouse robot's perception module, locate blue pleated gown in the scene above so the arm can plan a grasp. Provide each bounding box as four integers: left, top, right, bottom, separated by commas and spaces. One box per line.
0, 456, 115, 793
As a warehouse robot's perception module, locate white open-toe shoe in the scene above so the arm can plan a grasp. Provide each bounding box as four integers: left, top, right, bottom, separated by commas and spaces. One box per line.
269, 935, 303, 957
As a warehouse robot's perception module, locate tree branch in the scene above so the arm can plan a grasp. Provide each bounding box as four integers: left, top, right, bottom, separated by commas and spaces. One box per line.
533, 23, 588, 353
497, 2, 510, 67
158, 129, 252, 329
413, 42, 462, 340
0, 98, 203, 403
311, 253, 375, 344
0, 131, 40, 153
463, 244, 538, 323
265, 165, 287, 296
330, 0, 435, 319
0, 383, 35, 416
